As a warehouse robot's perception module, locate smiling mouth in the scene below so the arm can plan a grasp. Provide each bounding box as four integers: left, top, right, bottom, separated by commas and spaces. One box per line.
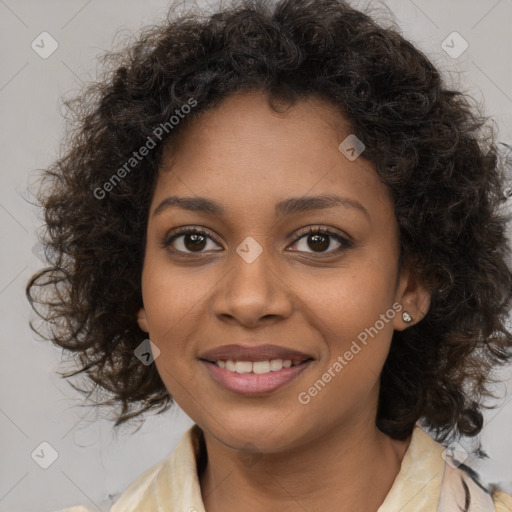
200, 358, 313, 374
200, 357, 314, 395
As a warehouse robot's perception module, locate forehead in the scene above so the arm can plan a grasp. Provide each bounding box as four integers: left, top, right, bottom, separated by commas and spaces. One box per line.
153, 91, 393, 222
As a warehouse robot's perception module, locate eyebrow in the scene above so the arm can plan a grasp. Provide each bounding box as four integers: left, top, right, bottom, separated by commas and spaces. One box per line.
152, 193, 370, 220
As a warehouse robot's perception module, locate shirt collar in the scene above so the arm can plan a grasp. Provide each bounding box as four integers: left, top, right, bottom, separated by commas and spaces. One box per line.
377, 424, 445, 511
112, 423, 450, 512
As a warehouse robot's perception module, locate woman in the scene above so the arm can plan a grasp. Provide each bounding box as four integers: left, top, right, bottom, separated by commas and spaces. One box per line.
27, 0, 512, 510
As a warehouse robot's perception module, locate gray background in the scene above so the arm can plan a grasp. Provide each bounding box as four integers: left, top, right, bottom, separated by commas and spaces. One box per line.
0, 1, 511, 511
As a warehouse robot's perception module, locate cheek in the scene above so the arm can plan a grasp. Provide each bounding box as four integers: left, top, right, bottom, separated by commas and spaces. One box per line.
143, 269, 204, 393
139, 261, 207, 382
141, 254, 204, 330
296, 253, 398, 374
297, 252, 397, 329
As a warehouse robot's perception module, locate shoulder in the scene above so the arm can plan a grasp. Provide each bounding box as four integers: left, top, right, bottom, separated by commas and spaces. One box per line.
111, 424, 203, 511
442, 457, 512, 512
404, 425, 511, 512
109, 455, 169, 511
54, 425, 202, 512
53, 459, 167, 512
54, 508, 92, 512
491, 488, 512, 512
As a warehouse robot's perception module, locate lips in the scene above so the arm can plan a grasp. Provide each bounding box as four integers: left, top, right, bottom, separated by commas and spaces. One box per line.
198, 343, 313, 364
201, 358, 313, 395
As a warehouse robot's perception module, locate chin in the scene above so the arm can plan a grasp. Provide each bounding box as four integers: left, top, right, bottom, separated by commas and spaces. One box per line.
207, 415, 305, 453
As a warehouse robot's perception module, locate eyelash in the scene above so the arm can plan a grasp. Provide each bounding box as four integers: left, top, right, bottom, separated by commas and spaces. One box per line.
161, 226, 354, 257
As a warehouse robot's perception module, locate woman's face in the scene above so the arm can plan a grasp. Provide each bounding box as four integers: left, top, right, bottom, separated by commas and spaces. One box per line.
138, 91, 428, 452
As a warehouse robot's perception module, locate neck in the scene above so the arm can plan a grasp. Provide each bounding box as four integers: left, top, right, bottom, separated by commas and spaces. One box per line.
198, 416, 412, 512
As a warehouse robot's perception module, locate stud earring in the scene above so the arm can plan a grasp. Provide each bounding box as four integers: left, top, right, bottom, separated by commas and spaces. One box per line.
402, 311, 412, 323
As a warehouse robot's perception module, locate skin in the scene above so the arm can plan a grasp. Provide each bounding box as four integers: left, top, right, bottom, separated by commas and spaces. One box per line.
137, 90, 431, 512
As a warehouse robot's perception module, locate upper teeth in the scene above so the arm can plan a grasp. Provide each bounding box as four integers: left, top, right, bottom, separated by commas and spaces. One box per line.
216, 359, 301, 374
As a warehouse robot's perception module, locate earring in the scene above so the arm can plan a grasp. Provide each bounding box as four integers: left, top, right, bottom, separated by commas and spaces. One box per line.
402, 311, 412, 323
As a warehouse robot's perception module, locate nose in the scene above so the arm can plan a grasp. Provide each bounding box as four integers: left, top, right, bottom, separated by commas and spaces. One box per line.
212, 246, 293, 328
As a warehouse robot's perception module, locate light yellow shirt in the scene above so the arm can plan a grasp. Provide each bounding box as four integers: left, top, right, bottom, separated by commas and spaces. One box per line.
59, 424, 512, 512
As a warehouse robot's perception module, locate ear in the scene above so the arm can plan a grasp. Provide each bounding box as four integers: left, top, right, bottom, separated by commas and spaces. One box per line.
137, 307, 149, 333
393, 263, 431, 331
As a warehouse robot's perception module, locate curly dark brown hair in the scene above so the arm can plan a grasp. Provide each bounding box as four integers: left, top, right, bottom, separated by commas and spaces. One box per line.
27, 0, 512, 442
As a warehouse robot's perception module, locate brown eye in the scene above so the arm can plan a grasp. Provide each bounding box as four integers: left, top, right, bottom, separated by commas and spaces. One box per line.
182, 233, 207, 251
307, 233, 330, 252
162, 227, 222, 254
290, 227, 353, 255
